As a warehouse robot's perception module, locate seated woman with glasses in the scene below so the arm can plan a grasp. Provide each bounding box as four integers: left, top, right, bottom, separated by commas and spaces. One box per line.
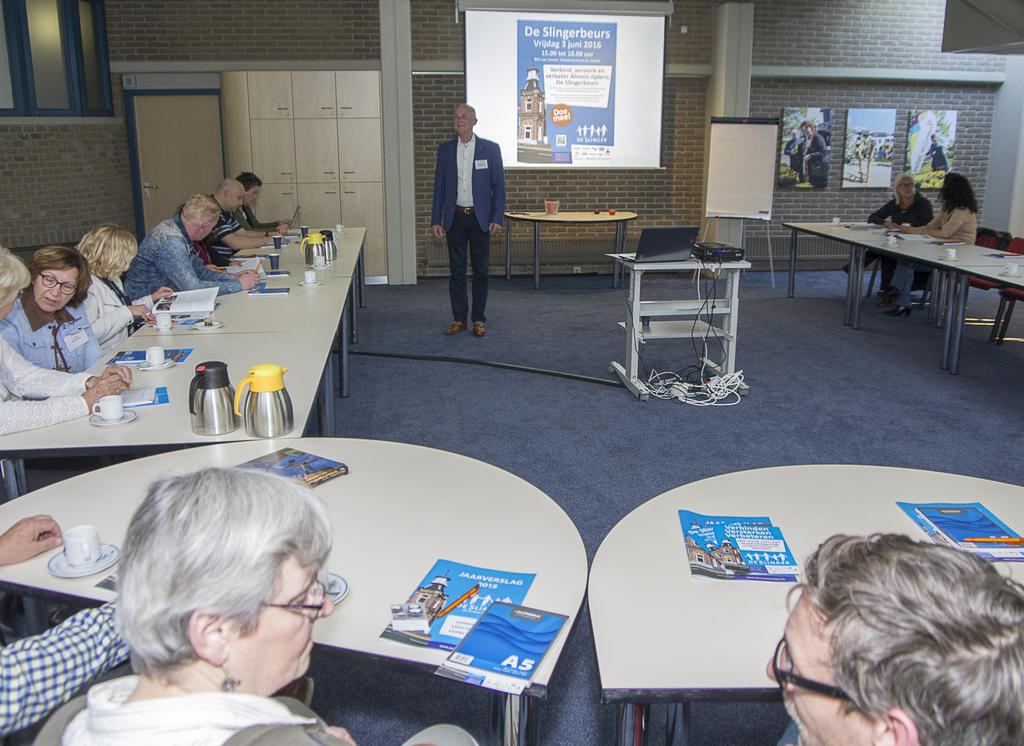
78, 224, 174, 352
38, 467, 478, 746
0, 247, 129, 436
0, 245, 103, 373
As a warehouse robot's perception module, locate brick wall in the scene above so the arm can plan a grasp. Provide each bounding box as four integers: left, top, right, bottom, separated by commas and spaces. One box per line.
105, 0, 380, 61
752, 0, 1005, 72
411, 0, 712, 66
0, 75, 134, 251
413, 76, 707, 272
750, 79, 997, 244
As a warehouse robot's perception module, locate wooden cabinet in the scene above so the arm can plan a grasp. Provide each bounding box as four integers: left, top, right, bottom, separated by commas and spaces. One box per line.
294, 119, 340, 184
292, 72, 336, 118
250, 119, 296, 185
298, 184, 342, 229
336, 71, 380, 119
246, 72, 292, 119
341, 182, 386, 276
256, 185, 298, 224
223, 70, 386, 277
339, 118, 383, 183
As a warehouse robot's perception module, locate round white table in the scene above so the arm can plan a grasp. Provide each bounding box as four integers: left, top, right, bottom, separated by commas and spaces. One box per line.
0, 437, 588, 743
588, 464, 1024, 745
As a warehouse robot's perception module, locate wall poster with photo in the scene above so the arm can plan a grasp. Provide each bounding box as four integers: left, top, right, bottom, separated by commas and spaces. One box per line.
842, 109, 896, 188
906, 110, 957, 189
778, 108, 832, 189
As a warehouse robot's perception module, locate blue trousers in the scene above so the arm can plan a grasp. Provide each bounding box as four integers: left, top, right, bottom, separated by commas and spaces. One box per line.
447, 211, 490, 324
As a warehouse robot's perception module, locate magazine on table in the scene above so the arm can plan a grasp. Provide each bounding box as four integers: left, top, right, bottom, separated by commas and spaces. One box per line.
121, 387, 169, 408
238, 447, 348, 487
679, 510, 800, 582
153, 287, 219, 316
226, 257, 266, 277
435, 603, 567, 694
248, 283, 290, 296
381, 559, 535, 651
897, 501, 1024, 562
108, 349, 192, 366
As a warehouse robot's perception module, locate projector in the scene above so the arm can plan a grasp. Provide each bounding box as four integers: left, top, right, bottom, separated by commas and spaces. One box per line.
693, 243, 746, 262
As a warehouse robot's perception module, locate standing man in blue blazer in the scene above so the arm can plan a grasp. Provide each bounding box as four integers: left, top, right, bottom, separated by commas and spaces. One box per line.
431, 103, 506, 336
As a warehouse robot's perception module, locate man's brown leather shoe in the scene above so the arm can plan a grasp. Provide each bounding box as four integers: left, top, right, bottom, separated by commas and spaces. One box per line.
473, 321, 486, 337
444, 321, 467, 335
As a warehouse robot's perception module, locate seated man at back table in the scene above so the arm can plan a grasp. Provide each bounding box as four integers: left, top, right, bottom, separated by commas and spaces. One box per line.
203, 178, 275, 266
771, 533, 1024, 746
124, 194, 259, 299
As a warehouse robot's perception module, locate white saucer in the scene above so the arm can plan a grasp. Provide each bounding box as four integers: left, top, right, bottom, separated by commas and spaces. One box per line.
48, 544, 119, 578
940, 257, 960, 262
999, 272, 1023, 278
190, 320, 224, 331
299, 281, 322, 287
88, 410, 138, 428
138, 359, 176, 371
325, 572, 349, 604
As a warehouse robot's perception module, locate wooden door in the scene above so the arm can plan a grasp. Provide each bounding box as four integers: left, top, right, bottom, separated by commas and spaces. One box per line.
336, 71, 380, 118
247, 72, 292, 118
338, 118, 382, 182
133, 94, 223, 233
292, 72, 336, 118
220, 72, 252, 176
341, 181, 386, 276
251, 119, 296, 185
297, 184, 342, 230
295, 119, 340, 183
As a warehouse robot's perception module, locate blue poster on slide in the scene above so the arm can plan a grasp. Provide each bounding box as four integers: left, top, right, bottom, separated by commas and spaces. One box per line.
516, 19, 617, 165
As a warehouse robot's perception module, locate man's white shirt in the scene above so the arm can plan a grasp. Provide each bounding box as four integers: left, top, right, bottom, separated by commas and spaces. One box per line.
456, 135, 476, 208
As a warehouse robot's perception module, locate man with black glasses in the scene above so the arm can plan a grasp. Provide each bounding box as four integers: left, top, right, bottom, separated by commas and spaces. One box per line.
769, 534, 1024, 746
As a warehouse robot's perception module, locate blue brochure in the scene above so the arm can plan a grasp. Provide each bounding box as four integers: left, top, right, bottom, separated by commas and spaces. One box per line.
239, 447, 348, 487
679, 510, 799, 582
436, 603, 567, 693
381, 560, 535, 651
897, 501, 1024, 562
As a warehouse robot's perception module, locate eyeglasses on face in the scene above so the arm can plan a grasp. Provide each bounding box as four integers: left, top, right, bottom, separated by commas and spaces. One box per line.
772, 637, 850, 701
263, 580, 326, 620
39, 273, 76, 296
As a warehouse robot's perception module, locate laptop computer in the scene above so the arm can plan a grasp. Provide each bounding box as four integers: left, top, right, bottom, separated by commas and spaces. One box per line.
632, 226, 700, 263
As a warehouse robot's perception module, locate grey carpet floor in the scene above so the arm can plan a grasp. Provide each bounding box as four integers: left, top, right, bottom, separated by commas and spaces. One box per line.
306, 269, 1024, 746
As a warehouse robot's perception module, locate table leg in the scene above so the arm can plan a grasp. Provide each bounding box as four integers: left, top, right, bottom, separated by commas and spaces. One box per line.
533, 223, 541, 290
940, 270, 958, 370
787, 227, 797, 298
348, 278, 358, 345
948, 272, 969, 375
339, 305, 351, 399
357, 247, 366, 309
1, 458, 26, 503
488, 693, 539, 746
851, 245, 865, 330
615, 703, 650, 746
505, 220, 513, 280
665, 702, 691, 746
843, 244, 857, 327
613, 223, 623, 288
320, 350, 337, 436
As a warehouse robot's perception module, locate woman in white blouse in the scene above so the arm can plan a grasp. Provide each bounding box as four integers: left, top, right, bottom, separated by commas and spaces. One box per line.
0, 246, 131, 436
79, 225, 172, 351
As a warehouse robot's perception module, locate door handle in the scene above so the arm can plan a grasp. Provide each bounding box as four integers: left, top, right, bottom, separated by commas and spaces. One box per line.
321, 106, 333, 110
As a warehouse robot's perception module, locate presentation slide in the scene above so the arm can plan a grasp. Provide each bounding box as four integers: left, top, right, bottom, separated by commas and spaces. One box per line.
465, 10, 665, 169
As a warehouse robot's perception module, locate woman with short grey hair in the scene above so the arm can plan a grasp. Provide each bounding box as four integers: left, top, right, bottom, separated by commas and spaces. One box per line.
39, 467, 479, 746
0, 246, 130, 436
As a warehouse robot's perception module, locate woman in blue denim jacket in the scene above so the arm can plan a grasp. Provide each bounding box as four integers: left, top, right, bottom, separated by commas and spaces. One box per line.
0, 246, 102, 374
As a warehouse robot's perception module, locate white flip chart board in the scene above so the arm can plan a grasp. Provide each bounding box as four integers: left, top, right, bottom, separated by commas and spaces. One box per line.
705, 117, 779, 221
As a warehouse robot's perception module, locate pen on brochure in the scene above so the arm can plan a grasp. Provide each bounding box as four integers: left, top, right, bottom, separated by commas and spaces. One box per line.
435, 584, 480, 620
964, 537, 1024, 545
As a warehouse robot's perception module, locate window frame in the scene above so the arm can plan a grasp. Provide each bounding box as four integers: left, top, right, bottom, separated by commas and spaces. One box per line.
0, 0, 112, 117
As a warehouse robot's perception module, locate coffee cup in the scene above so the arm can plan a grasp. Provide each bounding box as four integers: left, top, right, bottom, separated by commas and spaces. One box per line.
272, 235, 283, 251
146, 346, 165, 367
92, 394, 123, 422
63, 525, 101, 567
268, 253, 280, 270
1006, 262, 1022, 277
154, 312, 172, 331
304, 270, 317, 284
886, 235, 897, 247
300, 225, 309, 237
944, 247, 958, 260
335, 224, 345, 235
832, 216, 841, 225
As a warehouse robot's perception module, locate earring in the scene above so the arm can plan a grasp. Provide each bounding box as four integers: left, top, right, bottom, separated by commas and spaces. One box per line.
221, 660, 241, 693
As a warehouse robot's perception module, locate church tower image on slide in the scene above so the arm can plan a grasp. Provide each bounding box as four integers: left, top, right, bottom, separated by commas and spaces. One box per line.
518, 66, 546, 145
